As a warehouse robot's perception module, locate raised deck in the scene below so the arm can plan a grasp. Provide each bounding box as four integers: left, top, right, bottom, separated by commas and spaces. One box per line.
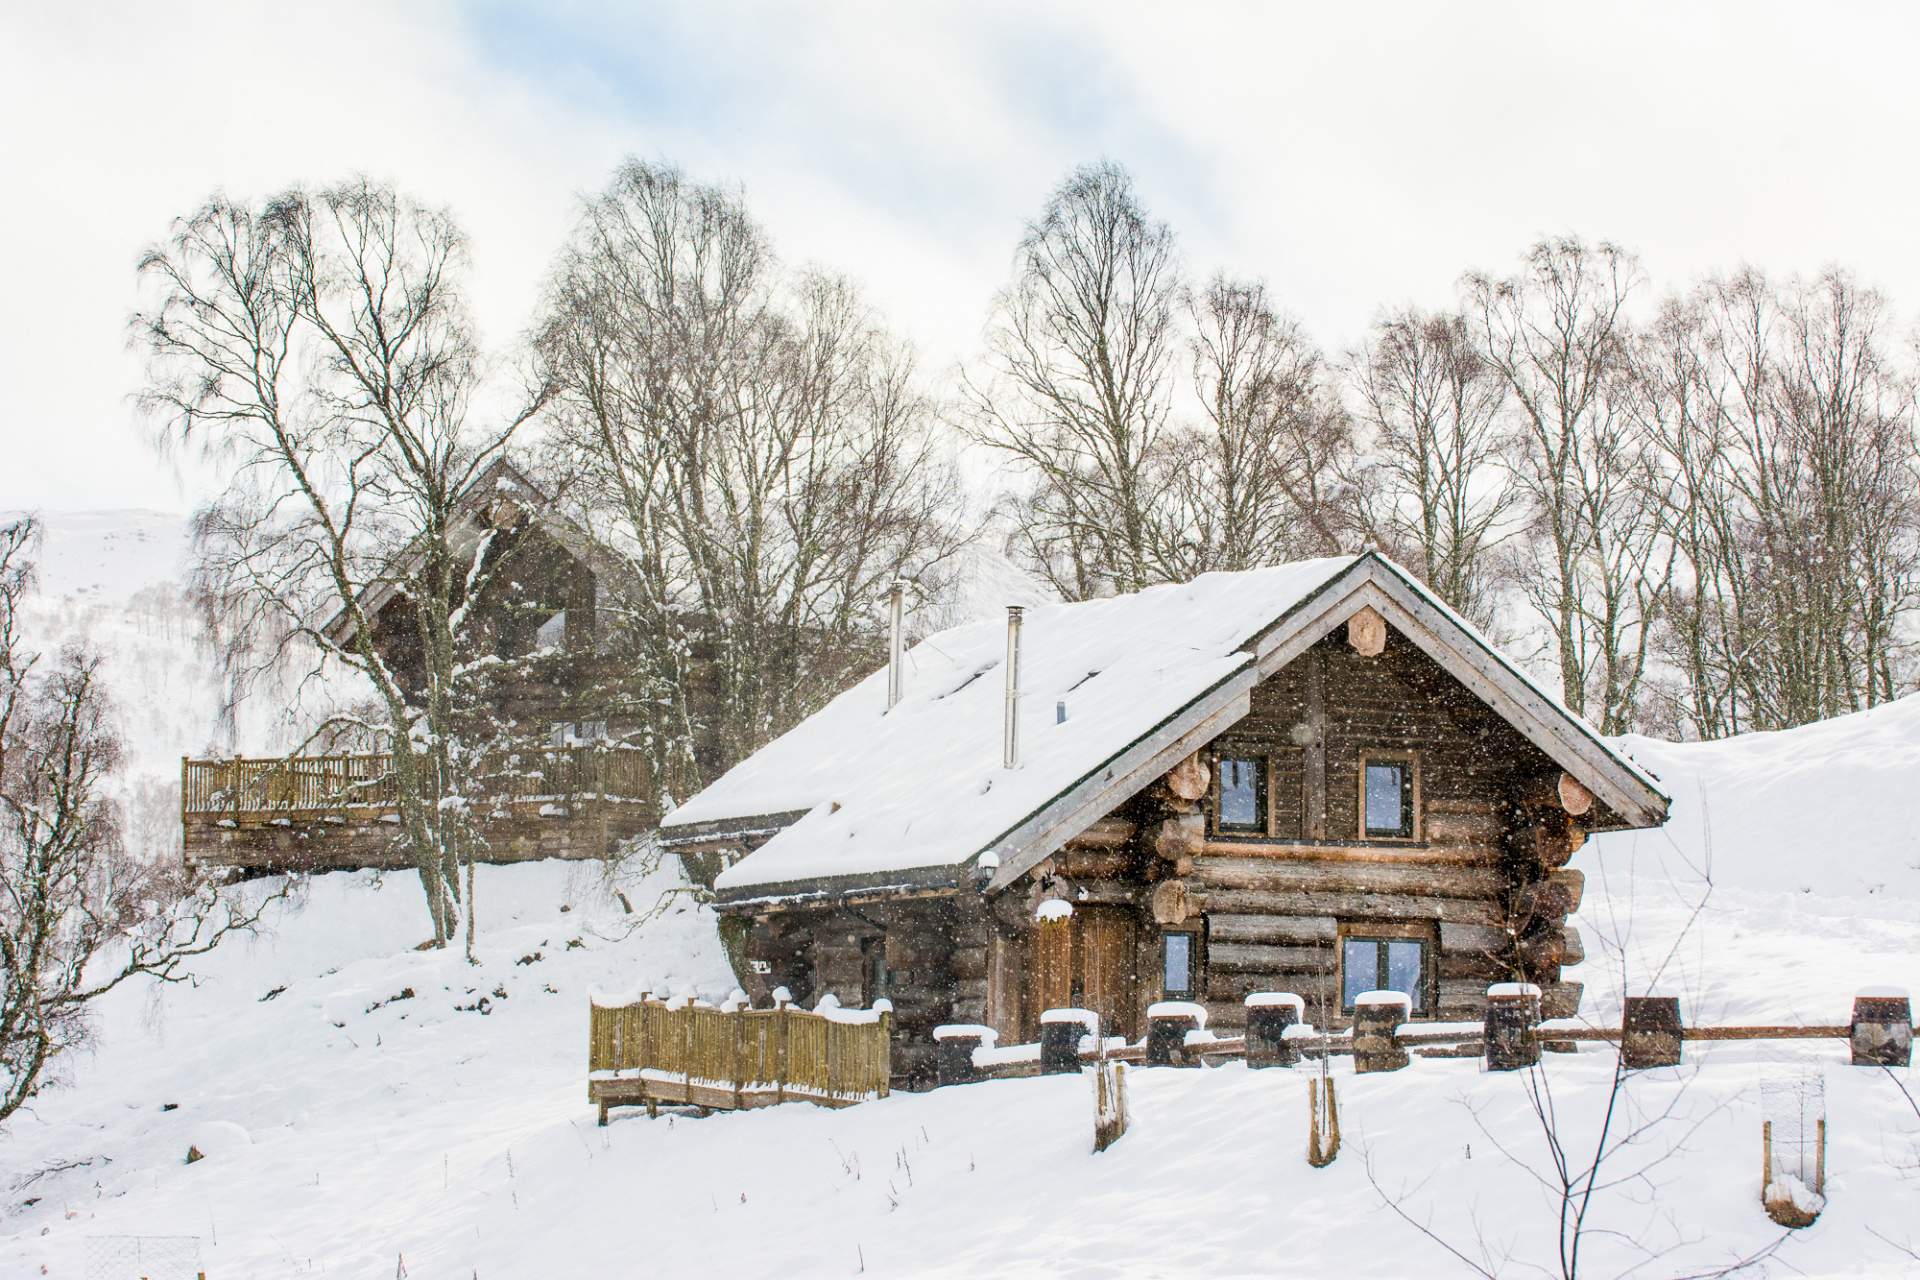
181, 746, 658, 870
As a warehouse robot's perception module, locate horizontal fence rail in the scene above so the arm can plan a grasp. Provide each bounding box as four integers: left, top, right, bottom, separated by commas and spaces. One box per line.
588, 997, 892, 1120
940, 988, 1909, 1085
181, 745, 652, 820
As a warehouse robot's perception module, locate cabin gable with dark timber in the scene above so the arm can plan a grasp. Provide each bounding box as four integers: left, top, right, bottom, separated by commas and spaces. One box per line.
181, 461, 663, 872
660, 554, 1668, 1088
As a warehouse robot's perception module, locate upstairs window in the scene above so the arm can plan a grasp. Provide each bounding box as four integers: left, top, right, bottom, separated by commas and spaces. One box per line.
1362, 755, 1416, 839
1216, 755, 1267, 833
1341, 931, 1431, 1013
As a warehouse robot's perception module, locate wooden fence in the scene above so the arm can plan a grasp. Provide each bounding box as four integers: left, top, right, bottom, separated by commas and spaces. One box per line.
588, 997, 892, 1122
182, 745, 653, 821
940, 988, 1910, 1084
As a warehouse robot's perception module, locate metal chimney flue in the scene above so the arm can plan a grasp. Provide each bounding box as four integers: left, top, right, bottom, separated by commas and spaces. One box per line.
1003, 605, 1024, 768
885, 579, 906, 711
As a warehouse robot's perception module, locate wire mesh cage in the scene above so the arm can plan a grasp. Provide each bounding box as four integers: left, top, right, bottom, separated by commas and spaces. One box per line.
1759, 1071, 1827, 1227
84, 1234, 203, 1280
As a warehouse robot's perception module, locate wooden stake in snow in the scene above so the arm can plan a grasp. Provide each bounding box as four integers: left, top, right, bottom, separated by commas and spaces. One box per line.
1306, 1076, 1340, 1167
1093, 1060, 1129, 1152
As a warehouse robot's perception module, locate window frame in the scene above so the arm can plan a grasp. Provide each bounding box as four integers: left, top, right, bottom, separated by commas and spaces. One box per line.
1357, 749, 1421, 841
1211, 752, 1271, 835
1337, 921, 1435, 1015
1159, 927, 1202, 1000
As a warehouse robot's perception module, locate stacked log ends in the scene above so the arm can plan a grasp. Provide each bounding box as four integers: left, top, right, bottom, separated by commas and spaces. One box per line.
1152, 813, 1206, 862
1347, 605, 1387, 657
1621, 996, 1683, 1069
1164, 753, 1209, 802
1512, 812, 1581, 869
1063, 816, 1137, 851
1150, 878, 1193, 926
1514, 919, 1567, 972
1514, 770, 1595, 817
1351, 993, 1411, 1073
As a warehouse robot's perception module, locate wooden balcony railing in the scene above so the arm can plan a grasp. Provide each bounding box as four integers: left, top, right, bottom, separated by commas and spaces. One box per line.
181, 745, 653, 822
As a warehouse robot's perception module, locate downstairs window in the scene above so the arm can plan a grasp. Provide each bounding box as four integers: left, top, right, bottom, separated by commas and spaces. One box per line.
1340, 930, 1431, 1014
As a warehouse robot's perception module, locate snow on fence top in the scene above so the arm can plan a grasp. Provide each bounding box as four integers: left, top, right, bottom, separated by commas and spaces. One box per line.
679, 557, 1357, 890
1245, 992, 1306, 1012
1147, 1000, 1209, 1026
1354, 990, 1414, 1010
1487, 982, 1543, 998
1039, 1008, 1102, 1033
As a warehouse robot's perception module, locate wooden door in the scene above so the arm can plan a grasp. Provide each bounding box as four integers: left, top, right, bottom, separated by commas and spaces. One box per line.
1020, 907, 1140, 1043
1077, 907, 1140, 1042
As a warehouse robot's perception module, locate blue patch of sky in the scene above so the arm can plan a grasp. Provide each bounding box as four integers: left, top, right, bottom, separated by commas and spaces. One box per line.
453, 3, 1230, 250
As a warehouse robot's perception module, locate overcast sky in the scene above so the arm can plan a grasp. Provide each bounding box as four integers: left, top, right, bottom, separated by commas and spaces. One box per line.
6, 1, 1919, 512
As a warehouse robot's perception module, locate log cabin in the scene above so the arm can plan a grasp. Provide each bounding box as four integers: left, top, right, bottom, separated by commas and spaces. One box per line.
656, 552, 1669, 1086
181, 461, 662, 870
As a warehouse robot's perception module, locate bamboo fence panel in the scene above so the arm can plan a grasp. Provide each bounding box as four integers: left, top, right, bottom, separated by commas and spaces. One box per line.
588, 998, 892, 1108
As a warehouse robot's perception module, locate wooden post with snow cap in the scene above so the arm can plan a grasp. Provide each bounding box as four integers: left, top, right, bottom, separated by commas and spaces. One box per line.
1352, 992, 1411, 1073
1622, 995, 1684, 1068
1146, 1001, 1205, 1066
1040, 1008, 1096, 1074
1245, 992, 1305, 1068
1850, 988, 1912, 1067
1483, 982, 1542, 1071
933, 1024, 995, 1087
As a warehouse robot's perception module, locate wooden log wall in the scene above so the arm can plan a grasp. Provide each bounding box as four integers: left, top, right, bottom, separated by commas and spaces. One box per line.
1183, 630, 1589, 1030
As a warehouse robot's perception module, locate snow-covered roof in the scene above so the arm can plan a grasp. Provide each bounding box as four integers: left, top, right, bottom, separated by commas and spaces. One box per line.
668, 552, 1670, 902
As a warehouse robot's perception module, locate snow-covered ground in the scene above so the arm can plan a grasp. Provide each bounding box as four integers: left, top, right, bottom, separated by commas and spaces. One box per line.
2, 510, 1916, 1278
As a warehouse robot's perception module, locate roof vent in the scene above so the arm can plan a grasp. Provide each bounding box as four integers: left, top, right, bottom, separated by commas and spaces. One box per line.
885, 579, 906, 711
1003, 605, 1024, 769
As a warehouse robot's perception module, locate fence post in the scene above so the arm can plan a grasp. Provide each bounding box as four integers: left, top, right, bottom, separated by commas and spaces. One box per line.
775, 1006, 789, 1104
1484, 983, 1542, 1071
876, 1004, 892, 1099
1245, 993, 1304, 1068
934, 1025, 993, 1086
1146, 1002, 1203, 1066
731, 1015, 745, 1109
1851, 988, 1912, 1067
1040, 1009, 1096, 1074
1352, 992, 1410, 1073
1622, 995, 1683, 1068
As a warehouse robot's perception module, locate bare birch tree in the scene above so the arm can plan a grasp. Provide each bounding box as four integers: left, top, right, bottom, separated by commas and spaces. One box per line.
1, 518, 273, 1125
1645, 268, 1919, 736
964, 160, 1180, 598
132, 179, 547, 949
536, 159, 961, 831
1349, 307, 1517, 627
1467, 238, 1669, 732
1157, 275, 1356, 577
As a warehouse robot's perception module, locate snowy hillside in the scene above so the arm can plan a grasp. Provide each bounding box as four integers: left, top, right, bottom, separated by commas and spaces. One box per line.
3, 508, 353, 860
1576, 696, 1920, 1026
1, 662, 1917, 1276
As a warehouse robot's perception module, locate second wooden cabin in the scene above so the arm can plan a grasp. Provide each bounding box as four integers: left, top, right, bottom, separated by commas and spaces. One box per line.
657, 552, 1669, 1086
